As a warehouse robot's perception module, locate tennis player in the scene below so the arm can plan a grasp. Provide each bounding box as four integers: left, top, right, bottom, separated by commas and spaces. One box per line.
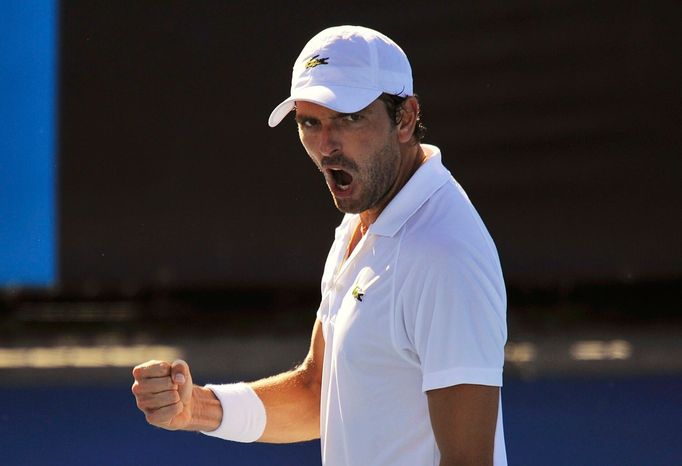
132, 25, 507, 466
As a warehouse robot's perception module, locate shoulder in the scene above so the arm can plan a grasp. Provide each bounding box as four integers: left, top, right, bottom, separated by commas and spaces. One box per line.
398, 177, 501, 271
394, 189, 505, 306
396, 233, 485, 298
398, 194, 492, 270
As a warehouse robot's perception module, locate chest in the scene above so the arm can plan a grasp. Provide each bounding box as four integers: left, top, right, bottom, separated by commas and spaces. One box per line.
319, 236, 408, 372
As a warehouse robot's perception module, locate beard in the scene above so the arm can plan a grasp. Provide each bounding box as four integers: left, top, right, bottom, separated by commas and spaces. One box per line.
329, 140, 401, 214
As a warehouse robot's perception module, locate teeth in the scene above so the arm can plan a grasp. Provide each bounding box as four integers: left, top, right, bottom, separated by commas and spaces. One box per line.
338, 184, 350, 191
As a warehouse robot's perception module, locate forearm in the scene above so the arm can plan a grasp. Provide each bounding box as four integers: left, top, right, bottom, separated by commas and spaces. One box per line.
199, 319, 324, 444
250, 365, 321, 443
194, 365, 321, 443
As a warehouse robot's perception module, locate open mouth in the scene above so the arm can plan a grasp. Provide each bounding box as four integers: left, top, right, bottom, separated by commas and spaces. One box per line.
329, 168, 354, 191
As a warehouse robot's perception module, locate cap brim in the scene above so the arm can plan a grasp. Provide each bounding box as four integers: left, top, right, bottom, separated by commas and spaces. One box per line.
268, 85, 383, 127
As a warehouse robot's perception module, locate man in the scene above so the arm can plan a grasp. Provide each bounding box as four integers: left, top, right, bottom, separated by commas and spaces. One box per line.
132, 25, 507, 466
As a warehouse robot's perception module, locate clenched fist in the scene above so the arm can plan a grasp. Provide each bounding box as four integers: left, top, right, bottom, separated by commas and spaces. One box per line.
131, 359, 195, 430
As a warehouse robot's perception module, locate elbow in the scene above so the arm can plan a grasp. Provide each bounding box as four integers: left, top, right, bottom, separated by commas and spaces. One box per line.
297, 357, 322, 402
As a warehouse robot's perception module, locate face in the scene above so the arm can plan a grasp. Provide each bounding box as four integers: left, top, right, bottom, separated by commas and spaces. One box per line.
295, 99, 402, 214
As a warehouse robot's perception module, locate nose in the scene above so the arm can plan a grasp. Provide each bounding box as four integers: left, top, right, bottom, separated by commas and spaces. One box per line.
319, 123, 340, 158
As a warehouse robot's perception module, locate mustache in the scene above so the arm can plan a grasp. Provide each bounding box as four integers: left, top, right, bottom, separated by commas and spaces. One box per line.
319, 154, 359, 172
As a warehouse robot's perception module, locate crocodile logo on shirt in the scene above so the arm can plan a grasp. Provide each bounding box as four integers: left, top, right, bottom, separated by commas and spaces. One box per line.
351, 285, 364, 302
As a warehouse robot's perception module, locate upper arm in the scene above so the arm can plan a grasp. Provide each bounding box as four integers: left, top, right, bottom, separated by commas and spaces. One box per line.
427, 384, 499, 466
300, 318, 325, 387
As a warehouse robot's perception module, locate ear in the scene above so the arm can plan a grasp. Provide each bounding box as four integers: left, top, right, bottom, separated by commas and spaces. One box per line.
397, 96, 420, 144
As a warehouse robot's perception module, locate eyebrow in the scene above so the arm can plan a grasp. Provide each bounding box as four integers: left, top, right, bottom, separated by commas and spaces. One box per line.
294, 109, 364, 124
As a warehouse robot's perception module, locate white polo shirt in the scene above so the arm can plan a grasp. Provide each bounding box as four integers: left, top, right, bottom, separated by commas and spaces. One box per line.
317, 145, 507, 466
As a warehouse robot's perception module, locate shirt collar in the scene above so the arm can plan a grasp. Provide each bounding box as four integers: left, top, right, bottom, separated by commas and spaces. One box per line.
369, 144, 451, 237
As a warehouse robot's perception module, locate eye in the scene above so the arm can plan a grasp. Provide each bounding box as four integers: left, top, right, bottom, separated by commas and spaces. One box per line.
342, 113, 362, 122
297, 118, 319, 129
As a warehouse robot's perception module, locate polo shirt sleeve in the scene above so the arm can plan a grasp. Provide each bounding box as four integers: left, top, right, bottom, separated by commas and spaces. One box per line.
399, 241, 507, 392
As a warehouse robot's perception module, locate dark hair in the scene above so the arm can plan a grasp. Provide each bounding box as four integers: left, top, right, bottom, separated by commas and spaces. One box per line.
377, 93, 427, 143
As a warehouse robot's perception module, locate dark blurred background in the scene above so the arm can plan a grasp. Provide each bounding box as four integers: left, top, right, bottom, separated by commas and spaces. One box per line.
1, 1, 681, 465
58, 0, 682, 290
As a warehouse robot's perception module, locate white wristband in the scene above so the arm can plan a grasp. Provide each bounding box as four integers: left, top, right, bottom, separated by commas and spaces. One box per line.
201, 382, 267, 443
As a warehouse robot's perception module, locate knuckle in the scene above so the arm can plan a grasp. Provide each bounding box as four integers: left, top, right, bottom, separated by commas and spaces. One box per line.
156, 360, 170, 370
135, 393, 149, 408
133, 360, 172, 379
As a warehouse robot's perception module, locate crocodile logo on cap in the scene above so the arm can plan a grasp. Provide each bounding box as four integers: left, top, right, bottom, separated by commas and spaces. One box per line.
304, 54, 329, 69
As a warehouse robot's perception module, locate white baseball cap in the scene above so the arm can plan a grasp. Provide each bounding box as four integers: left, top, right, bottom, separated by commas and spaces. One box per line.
268, 25, 413, 127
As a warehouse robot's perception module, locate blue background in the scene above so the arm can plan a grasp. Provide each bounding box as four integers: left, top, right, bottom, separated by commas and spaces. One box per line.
0, 0, 57, 286
1, 376, 680, 466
